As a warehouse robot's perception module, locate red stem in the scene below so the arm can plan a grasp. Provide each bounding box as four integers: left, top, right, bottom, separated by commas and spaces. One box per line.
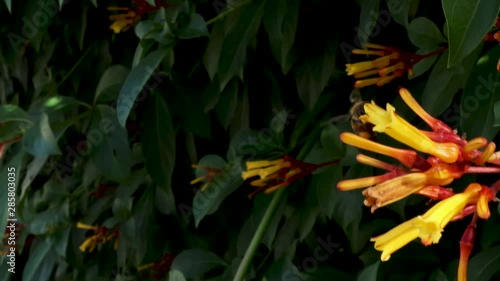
412, 46, 448, 64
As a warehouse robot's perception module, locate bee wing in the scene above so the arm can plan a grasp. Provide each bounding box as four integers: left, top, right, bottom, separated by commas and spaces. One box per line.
349, 88, 362, 103
328, 113, 351, 125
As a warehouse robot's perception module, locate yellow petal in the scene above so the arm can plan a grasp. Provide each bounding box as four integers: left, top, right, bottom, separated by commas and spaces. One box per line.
370, 217, 420, 261
245, 159, 284, 170
76, 222, 98, 230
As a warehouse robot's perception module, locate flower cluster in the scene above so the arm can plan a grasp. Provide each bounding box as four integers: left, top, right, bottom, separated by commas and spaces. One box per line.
76, 222, 119, 253
108, 0, 171, 33
345, 43, 446, 88
337, 87, 500, 281
138, 253, 176, 280
190, 164, 223, 192
241, 155, 338, 198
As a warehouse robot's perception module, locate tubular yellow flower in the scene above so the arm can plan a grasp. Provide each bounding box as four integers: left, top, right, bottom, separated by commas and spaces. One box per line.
398, 88, 454, 134
371, 183, 483, 261
360, 101, 460, 163
340, 132, 421, 168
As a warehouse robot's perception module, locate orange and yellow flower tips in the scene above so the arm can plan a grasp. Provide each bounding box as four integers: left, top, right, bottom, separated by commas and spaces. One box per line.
345, 43, 447, 88
242, 155, 339, 198
138, 253, 176, 280
107, 0, 171, 33
360, 101, 460, 163
339, 132, 426, 169
371, 183, 486, 261
190, 164, 223, 192
108, 7, 139, 33
76, 222, 119, 253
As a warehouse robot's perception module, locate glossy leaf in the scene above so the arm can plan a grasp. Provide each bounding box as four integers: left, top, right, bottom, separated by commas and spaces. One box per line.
177, 13, 209, 39
468, 246, 500, 281
263, 0, 299, 74
358, 0, 380, 46
357, 261, 380, 281
95, 65, 130, 103
442, 0, 500, 67
192, 161, 243, 227
217, 0, 268, 90
88, 105, 132, 182
407, 17, 446, 49
116, 48, 169, 127
421, 45, 482, 117
22, 238, 54, 281
22, 113, 60, 156
460, 46, 500, 140
0, 104, 31, 123
171, 248, 227, 278
141, 93, 176, 214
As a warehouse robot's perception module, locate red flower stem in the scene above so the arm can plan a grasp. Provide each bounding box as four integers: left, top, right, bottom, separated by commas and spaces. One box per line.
316, 159, 341, 168
413, 46, 448, 64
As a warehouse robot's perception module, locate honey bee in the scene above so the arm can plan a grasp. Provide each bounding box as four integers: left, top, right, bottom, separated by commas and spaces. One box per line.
349, 89, 376, 141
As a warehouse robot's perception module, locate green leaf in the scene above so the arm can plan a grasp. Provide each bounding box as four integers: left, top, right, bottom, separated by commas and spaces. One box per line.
442, 0, 500, 67
494, 100, 500, 126
203, 22, 224, 81
429, 269, 448, 281
192, 161, 243, 227
357, 261, 380, 281
295, 43, 336, 110
89, 105, 132, 182
407, 17, 446, 49
387, 0, 411, 27
95, 65, 130, 103
4, 0, 11, 13
358, 0, 380, 46
171, 248, 227, 278
320, 123, 345, 159
460, 46, 500, 140
177, 13, 209, 39
116, 48, 169, 127
307, 268, 355, 281
169, 270, 187, 281
217, 0, 268, 90
22, 113, 61, 156
20, 155, 48, 201
421, 45, 482, 117
215, 78, 238, 129
410, 48, 440, 79
265, 257, 306, 281
468, 246, 500, 281
263, 0, 299, 74
141, 93, 176, 214
22, 238, 54, 281
0, 105, 31, 123
315, 164, 342, 218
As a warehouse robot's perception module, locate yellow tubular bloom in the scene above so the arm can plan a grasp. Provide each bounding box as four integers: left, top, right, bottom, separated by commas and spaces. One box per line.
360, 102, 460, 163
371, 183, 483, 261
